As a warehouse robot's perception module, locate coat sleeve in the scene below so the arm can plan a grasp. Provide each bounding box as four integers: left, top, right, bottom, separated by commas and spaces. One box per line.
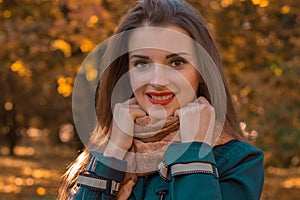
163, 141, 264, 200
70, 151, 127, 200
217, 141, 264, 200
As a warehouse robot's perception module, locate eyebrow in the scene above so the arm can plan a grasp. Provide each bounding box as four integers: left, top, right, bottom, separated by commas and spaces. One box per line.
130, 54, 149, 59
130, 52, 190, 60
165, 52, 191, 59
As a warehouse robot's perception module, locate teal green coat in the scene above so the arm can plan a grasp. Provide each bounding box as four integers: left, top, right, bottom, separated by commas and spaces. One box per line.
71, 140, 264, 200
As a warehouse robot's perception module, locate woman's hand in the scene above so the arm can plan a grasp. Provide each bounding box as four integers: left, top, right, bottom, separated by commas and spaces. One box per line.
175, 96, 215, 145
104, 98, 146, 160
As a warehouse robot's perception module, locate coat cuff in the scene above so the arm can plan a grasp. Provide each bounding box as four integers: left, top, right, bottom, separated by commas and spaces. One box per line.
158, 142, 218, 180
85, 151, 127, 182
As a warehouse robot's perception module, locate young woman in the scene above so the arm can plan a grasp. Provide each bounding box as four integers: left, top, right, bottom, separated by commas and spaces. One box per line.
58, 0, 264, 199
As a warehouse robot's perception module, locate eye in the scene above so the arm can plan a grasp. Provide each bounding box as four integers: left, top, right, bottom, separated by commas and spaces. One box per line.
170, 57, 187, 69
134, 60, 150, 70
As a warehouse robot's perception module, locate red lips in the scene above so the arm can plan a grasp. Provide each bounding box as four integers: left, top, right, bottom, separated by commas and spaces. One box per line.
146, 92, 175, 106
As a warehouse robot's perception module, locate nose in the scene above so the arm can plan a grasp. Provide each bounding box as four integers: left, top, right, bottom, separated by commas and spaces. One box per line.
149, 64, 170, 87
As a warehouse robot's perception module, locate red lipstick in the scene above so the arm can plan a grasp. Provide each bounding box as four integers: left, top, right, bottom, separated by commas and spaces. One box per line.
146, 92, 175, 106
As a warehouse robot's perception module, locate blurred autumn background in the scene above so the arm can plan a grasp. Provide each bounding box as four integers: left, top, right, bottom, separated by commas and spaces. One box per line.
0, 0, 299, 199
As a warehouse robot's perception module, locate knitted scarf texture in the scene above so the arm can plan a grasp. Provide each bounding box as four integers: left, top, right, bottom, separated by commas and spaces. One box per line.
116, 115, 234, 199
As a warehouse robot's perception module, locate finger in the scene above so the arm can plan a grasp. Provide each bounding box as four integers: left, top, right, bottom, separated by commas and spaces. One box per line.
128, 104, 147, 117
128, 104, 145, 111
186, 102, 199, 107
128, 104, 143, 109
121, 97, 137, 106
196, 96, 210, 105
174, 109, 180, 117
128, 97, 138, 105
130, 108, 147, 117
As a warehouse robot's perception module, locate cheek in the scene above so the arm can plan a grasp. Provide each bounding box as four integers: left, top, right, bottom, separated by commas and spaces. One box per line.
129, 70, 150, 93
132, 87, 146, 107
131, 82, 146, 106
191, 74, 200, 92
133, 87, 143, 98
130, 78, 148, 107
178, 70, 199, 93
185, 68, 200, 92
174, 70, 199, 105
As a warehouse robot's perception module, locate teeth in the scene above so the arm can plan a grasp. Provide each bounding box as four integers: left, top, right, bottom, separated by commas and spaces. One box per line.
151, 94, 173, 101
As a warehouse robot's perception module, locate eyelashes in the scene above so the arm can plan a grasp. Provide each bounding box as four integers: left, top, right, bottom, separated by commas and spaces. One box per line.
133, 59, 150, 70
132, 56, 188, 70
169, 57, 187, 68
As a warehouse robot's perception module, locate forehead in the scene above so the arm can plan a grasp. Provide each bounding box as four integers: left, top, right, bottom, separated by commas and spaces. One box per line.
127, 26, 195, 55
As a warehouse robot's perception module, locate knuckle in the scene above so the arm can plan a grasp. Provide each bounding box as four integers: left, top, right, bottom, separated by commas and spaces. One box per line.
181, 109, 189, 116
198, 96, 207, 102
128, 110, 135, 118
114, 103, 123, 111
201, 105, 213, 113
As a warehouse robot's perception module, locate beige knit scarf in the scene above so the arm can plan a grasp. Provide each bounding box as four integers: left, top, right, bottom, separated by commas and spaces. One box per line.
116, 116, 234, 200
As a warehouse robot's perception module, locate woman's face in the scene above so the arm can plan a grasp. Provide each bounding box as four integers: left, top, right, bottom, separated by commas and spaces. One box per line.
128, 26, 200, 118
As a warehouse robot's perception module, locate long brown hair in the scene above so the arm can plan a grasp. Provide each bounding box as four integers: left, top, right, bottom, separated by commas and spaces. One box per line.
57, 0, 244, 198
